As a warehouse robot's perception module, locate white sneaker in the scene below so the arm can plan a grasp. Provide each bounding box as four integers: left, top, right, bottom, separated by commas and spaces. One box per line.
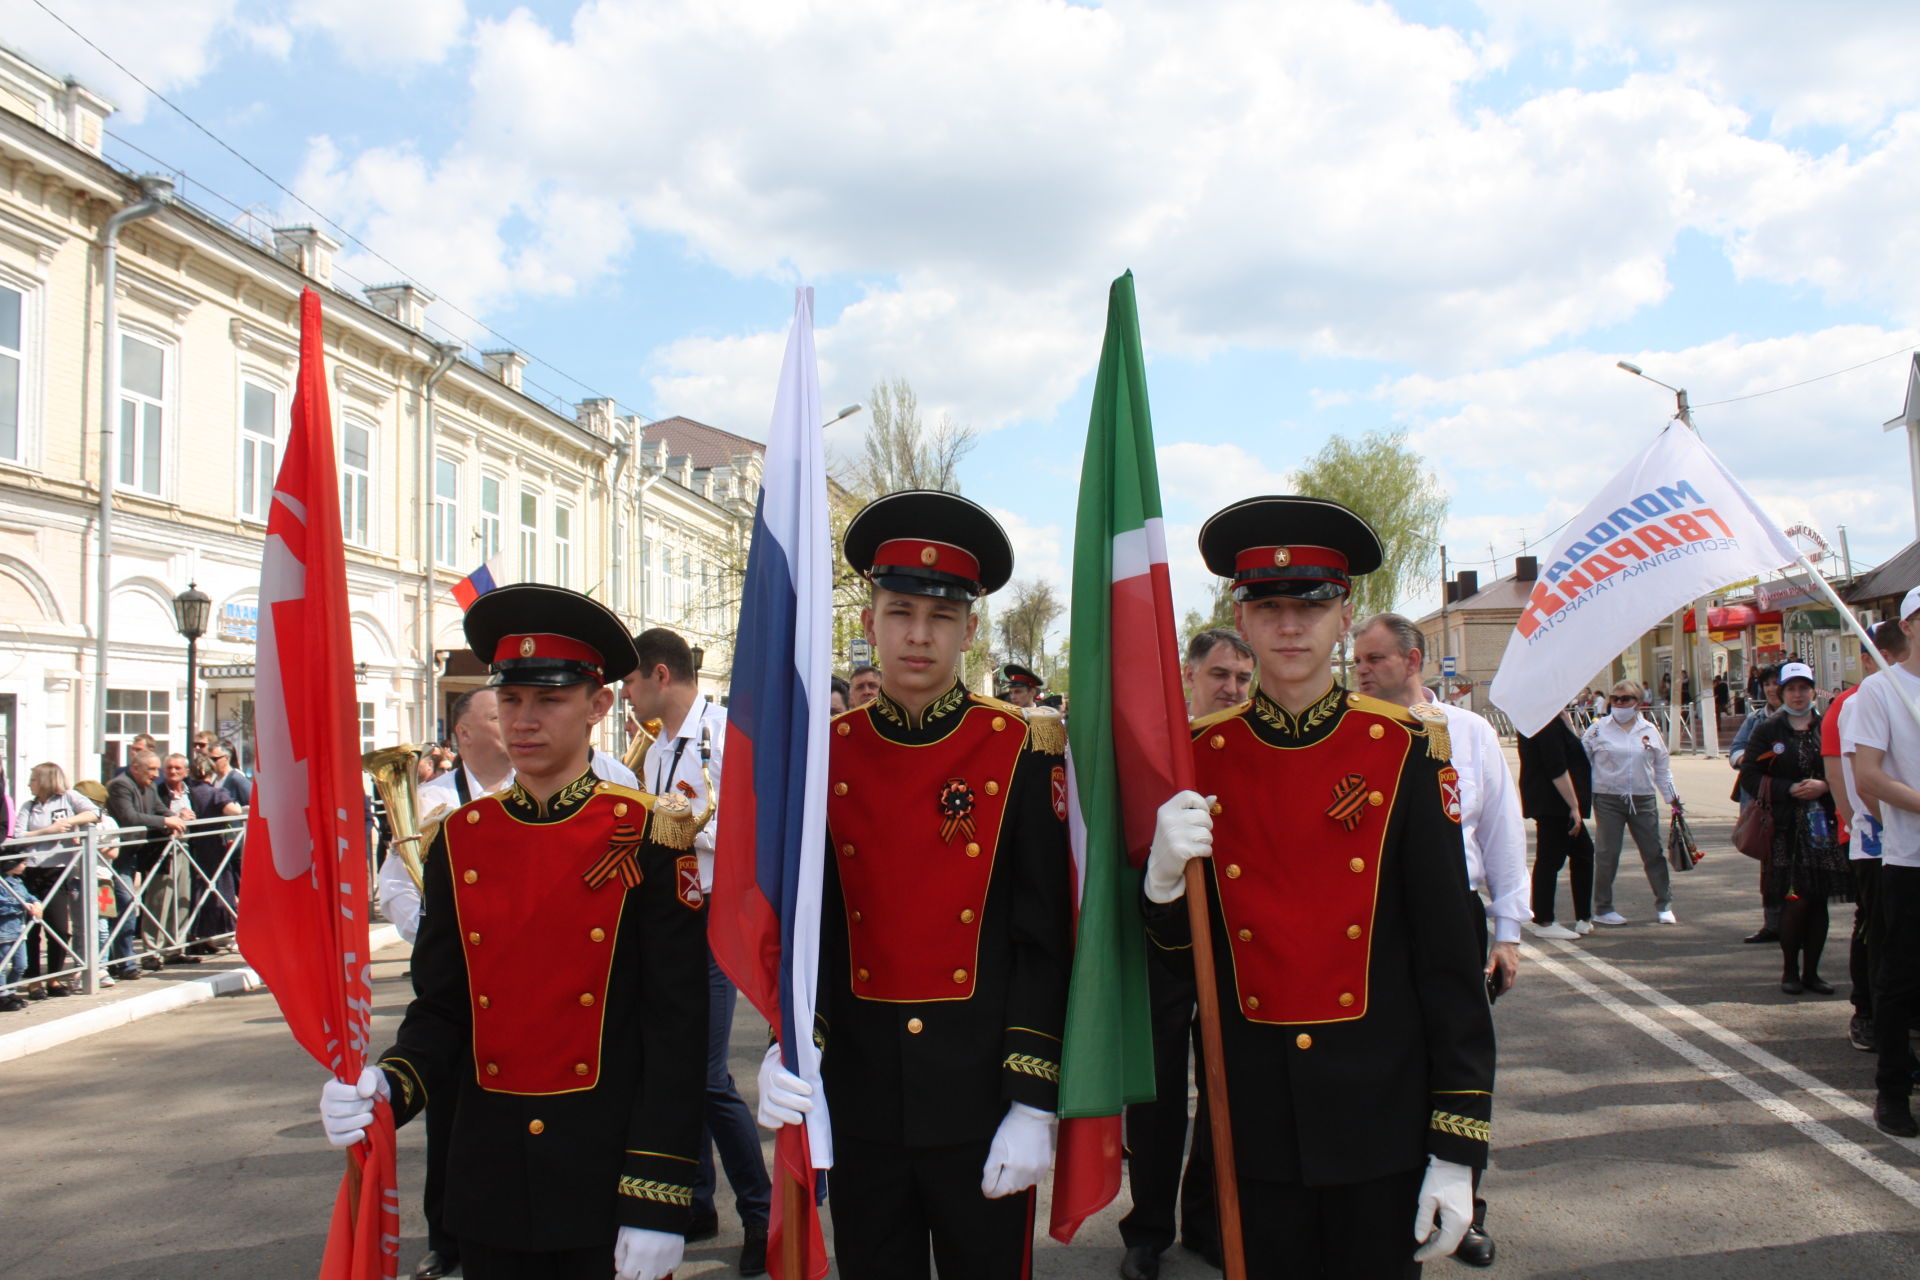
1574, 919, 1594, 936
97, 971, 114, 986
1593, 911, 1630, 926
1657, 909, 1678, 924
1529, 922, 1580, 940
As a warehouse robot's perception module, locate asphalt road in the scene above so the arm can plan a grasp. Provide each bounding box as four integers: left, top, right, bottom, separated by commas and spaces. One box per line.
7, 763, 1920, 1277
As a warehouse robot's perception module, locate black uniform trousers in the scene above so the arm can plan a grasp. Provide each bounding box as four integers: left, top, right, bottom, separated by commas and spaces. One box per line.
458, 1240, 609, 1280
1851, 857, 1879, 1019
829, 1134, 1033, 1280
1240, 1166, 1424, 1280
425, 1089, 458, 1259
1874, 863, 1920, 1096
1119, 950, 1216, 1254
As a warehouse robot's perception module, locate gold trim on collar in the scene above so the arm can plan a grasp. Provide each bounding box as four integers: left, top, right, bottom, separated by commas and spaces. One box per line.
503, 768, 601, 819
1251, 682, 1343, 737
871, 681, 968, 730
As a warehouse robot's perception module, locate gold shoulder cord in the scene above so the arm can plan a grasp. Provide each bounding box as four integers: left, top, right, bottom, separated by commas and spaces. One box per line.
1407, 703, 1453, 763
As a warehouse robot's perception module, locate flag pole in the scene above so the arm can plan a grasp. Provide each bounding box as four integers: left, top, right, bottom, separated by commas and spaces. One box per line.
1799, 556, 1920, 734
780, 1172, 804, 1279
1181, 860, 1247, 1280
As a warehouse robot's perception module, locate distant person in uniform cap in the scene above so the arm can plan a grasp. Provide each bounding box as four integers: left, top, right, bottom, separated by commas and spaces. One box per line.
319, 585, 708, 1280
1142, 496, 1495, 1279
756, 490, 1075, 1280
1002, 663, 1044, 708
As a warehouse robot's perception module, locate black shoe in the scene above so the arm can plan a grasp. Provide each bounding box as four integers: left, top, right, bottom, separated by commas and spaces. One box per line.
1852, 1016, 1877, 1052
1454, 1222, 1496, 1267
114, 967, 142, 981
1875, 1095, 1919, 1138
164, 953, 202, 966
1744, 928, 1780, 944
739, 1219, 767, 1276
1181, 1234, 1223, 1270
412, 1250, 458, 1279
141, 955, 163, 970
1119, 1244, 1162, 1280
45, 981, 73, 997
0, 995, 26, 1011
1780, 975, 1804, 995
686, 1210, 720, 1243
186, 941, 220, 956
1801, 974, 1836, 996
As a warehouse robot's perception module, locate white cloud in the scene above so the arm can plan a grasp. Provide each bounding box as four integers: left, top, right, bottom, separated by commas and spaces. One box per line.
1156, 442, 1296, 519
1, 0, 248, 122
287, 0, 467, 68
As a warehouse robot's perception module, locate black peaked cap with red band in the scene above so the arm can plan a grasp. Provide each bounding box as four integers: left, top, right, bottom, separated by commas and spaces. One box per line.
1199, 495, 1384, 602
463, 583, 640, 688
844, 489, 1013, 602
1002, 663, 1042, 690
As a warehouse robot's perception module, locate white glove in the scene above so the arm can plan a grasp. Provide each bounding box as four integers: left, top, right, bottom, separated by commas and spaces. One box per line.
1411, 1155, 1475, 1261
980, 1101, 1055, 1198
1145, 791, 1214, 903
614, 1225, 683, 1280
756, 1042, 813, 1129
317, 1065, 388, 1148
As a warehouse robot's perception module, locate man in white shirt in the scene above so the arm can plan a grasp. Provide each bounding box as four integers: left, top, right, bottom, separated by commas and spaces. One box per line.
1352, 612, 1528, 1269
621, 628, 769, 1272
1842, 586, 1920, 1138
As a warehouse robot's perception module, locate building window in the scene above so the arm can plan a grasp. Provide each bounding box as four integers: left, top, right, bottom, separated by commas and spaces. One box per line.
106, 688, 171, 759
519, 492, 539, 582
239, 381, 278, 521
118, 333, 166, 495
480, 475, 502, 563
341, 419, 372, 546
554, 502, 573, 587
0, 283, 21, 463
358, 701, 376, 755
433, 456, 459, 568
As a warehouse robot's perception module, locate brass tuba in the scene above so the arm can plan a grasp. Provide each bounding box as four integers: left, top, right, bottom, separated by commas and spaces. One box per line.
621, 718, 664, 771
363, 744, 430, 890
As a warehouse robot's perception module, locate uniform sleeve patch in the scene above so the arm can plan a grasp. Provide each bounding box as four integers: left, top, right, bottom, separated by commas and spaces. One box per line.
676, 854, 704, 908
1050, 766, 1068, 822
1438, 766, 1463, 824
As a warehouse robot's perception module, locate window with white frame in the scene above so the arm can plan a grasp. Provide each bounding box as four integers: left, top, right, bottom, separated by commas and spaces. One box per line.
679, 552, 692, 619
341, 418, 372, 546
433, 457, 460, 567
480, 475, 503, 563
519, 491, 539, 582
0, 282, 22, 463
239, 381, 278, 521
118, 333, 167, 495
358, 701, 376, 754
554, 502, 573, 587
106, 688, 170, 759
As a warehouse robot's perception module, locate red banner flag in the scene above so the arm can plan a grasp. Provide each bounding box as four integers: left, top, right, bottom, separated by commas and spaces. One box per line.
237, 288, 398, 1280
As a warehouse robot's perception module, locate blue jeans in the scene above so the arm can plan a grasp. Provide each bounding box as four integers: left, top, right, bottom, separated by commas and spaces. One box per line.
694, 948, 772, 1226
1, 932, 25, 990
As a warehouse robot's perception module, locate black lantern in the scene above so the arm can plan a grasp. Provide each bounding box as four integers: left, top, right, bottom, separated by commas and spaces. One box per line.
173, 582, 212, 757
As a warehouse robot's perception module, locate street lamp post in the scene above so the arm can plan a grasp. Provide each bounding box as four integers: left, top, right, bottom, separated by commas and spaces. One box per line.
173, 582, 211, 756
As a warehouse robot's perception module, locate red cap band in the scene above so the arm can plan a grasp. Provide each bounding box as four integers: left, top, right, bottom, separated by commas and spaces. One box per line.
494, 633, 606, 671
1007, 672, 1041, 688
873, 538, 982, 584
1233, 544, 1349, 577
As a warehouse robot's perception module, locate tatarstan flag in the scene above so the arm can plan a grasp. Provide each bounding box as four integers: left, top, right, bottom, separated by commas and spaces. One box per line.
1050, 270, 1193, 1241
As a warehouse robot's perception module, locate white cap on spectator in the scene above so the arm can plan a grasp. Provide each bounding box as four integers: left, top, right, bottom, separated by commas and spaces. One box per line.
1778, 661, 1816, 687
1902, 584, 1920, 620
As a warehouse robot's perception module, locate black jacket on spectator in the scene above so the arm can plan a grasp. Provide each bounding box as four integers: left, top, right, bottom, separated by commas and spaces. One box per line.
1517, 714, 1592, 821
105, 773, 173, 875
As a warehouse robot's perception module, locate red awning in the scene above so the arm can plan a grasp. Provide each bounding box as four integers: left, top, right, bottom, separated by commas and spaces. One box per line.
1682, 606, 1781, 634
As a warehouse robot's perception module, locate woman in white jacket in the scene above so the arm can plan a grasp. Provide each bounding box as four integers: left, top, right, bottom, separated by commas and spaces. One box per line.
1582, 680, 1686, 925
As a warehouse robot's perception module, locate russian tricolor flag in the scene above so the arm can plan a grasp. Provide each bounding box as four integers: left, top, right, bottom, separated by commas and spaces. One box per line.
450, 560, 499, 612
711, 287, 833, 1279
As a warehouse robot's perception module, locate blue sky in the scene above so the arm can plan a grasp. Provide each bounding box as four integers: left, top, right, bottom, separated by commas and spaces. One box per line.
14, 0, 1920, 630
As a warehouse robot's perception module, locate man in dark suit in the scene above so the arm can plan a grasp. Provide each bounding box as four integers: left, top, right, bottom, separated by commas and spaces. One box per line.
106, 749, 190, 968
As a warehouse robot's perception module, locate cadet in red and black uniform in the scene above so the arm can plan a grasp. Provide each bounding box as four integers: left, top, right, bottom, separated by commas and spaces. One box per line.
319, 586, 709, 1280
757, 491, 1075, 1280
1143, 497, 1495, 1279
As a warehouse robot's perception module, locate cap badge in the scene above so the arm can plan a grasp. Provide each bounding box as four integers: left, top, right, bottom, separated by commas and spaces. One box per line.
519, 636, 536, 657
1325, 773, 1370, 831
937, 778, 978, 844
1273, 547, 1292, 567
920, 545, 939, 566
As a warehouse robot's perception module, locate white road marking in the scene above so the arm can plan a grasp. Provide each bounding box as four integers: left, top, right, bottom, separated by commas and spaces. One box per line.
1522, 943, 1920, 1211
1549, 939, 1920, 1160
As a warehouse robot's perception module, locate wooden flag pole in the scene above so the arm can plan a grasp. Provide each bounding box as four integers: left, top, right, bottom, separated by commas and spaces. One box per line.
344, 1148, 362, 1230
780, 1168, 806, 1279
1182, 859, 1246, 1280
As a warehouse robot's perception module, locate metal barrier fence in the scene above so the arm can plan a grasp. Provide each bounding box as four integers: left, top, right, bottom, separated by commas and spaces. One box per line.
1, 815, 245, 999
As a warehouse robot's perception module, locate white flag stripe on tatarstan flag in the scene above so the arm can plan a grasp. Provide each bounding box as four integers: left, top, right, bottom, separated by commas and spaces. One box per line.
1490, 420, 1801, 738
1111, 517, 1168, 582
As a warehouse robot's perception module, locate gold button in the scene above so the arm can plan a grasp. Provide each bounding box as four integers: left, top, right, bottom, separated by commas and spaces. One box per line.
596, 781, 609, 791
1236, 928, 1252, 942
834, 782, 848, 796
465, 811, 480, 824
478, 995, 490, 1009
589, 927, 606, 942
1224, 864, 1241, 879
1246, 996, 1261, 1011
614, 802, 628, 817
463, 869, 478, 884
1347, 694, 1360, 707
840, 843, 856, 857
985, 780, 1000, 796
1210, 734, 1226, 750
574, 1062, 589, 1076
528, 1119, 544, 1135
579, 992, 595, 1007
485, 1062, 499, 1076
992, 716, 1007, 732
1369, 724, 1384, 740
1349, 858, 1365, 873
1339, 992, 1355, 1007
907, 1017, 924, 1034
857, 968, 870, 982
965, 843, 981, 858
1209, 800, 1223, 816
1347, 924, 1362, 940
1368, 790, 1384, 807
467, 931, 481, 945
836, 722, 850, 736
851, 910, 863, 923
960, 909, 976, 924
1296, 1033, 1312, 1050
920, 545, 939, 566
952, 968, 968, 983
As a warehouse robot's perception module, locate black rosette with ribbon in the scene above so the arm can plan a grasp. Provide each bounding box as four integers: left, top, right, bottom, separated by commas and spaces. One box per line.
938, 778, 977, 845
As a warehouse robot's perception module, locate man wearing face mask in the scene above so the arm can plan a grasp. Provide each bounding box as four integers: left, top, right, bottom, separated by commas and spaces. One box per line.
1583, 682, 1685, 926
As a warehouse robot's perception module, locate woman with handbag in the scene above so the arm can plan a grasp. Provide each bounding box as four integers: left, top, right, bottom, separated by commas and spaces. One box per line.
1740, 662, 1853, 995
1583, 680, 1686, 925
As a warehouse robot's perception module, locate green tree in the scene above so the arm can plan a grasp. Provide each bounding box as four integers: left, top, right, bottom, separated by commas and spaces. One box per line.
998, 578, 1064, 670
1290, 430, 1447, 620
